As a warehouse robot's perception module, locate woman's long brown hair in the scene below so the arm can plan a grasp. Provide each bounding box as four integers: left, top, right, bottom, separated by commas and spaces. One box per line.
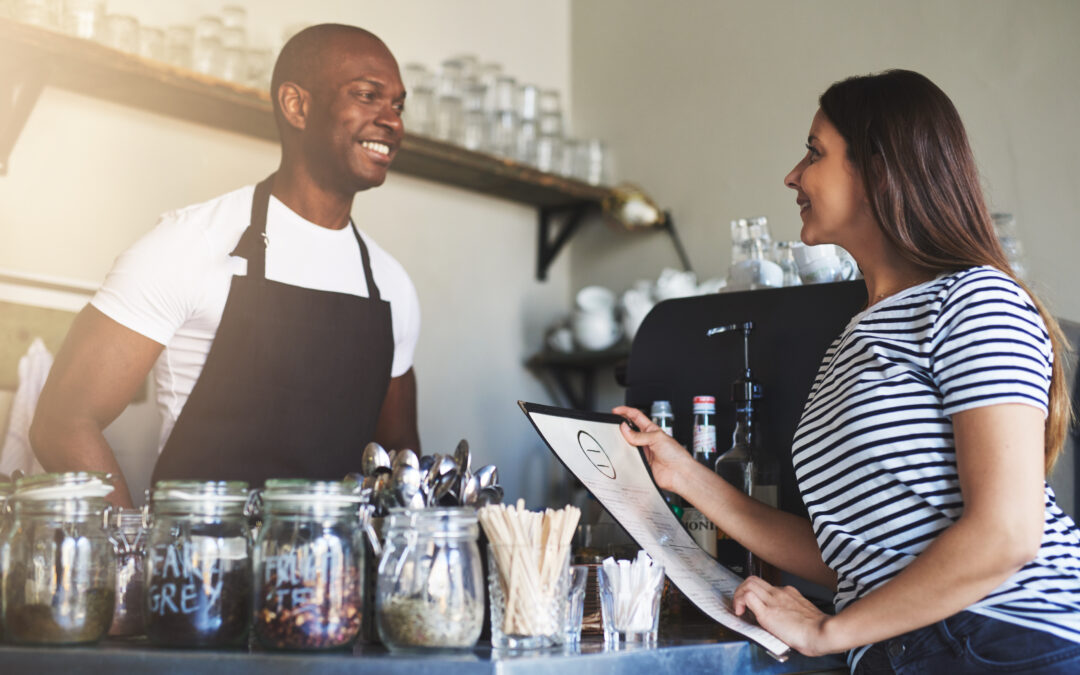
819, 69, 1073, 474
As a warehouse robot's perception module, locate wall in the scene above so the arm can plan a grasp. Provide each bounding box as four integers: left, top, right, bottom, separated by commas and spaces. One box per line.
0, 0, 573, 506
569, 0, 1080, 510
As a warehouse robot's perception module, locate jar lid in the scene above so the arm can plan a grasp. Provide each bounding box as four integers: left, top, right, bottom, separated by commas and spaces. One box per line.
386, 506, 478, 530
14, 471, 113, 500
261, 479, 365, 504
151, 480, 250, 504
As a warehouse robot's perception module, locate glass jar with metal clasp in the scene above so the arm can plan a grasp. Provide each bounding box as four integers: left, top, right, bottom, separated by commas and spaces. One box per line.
376, 507, 485, 650
108, 508, 148, 637
144, 480, 255, 648
0, 472, 117, 645
252, 479, 369, 650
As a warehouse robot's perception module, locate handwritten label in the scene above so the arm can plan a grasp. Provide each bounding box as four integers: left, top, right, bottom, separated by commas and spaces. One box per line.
147, 542, 223, 616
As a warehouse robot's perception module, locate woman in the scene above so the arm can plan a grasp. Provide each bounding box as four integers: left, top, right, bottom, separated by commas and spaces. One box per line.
616, 70, 1080, 673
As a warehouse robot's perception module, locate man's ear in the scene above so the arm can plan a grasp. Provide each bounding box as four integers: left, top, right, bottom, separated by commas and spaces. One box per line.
277, 82, 310, 132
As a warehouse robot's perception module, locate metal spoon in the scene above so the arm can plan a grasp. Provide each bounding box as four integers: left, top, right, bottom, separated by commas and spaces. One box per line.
392, 448, 419, 471
361, 442, 391, 475
461, 472, 481, 506
452, 439, 471, 475
418, 454, 436, 475
391, 464, 422, 509
475, 485, 504, 506
474, 464, 499, 489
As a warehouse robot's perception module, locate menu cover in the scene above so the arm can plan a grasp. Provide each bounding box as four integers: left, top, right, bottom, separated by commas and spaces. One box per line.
519, 401, 790, 660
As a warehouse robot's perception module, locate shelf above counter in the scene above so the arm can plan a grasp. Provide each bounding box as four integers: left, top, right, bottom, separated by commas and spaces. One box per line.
0, 17, 610, 208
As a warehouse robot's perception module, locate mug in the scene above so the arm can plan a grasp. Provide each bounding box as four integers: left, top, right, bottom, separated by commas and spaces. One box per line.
572, 309, 621, 351
727, 259, 784, 291
655, 268, 697, 301
791, 244, 856, 284
575, 285, 617, 313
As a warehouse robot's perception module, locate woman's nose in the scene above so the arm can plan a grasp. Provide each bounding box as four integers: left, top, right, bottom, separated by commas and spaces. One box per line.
784, 160, 803, 191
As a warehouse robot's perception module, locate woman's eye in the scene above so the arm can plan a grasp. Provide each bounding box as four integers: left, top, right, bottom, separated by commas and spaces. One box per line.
805, 144, 820, 162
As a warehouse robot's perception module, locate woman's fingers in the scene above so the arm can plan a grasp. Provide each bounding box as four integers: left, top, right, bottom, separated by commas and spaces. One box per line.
613, 406, 656, 432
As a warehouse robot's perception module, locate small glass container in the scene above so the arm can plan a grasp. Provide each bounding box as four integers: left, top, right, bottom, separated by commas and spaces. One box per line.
144, 480, 253, 648
138, 26, 165, 61
253, 480, 367, 651
60, 0, 102, 39
108, 508, 147, 637
1, 472, 116, 645
598, 562, 664, 648
487, 542, 569, 649
376, 508, 484, 650
165, 24, 194, 69
0, 477, 13, 642
100, 14, 138, 53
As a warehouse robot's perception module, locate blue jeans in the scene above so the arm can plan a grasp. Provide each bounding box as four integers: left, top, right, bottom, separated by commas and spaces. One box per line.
853, 611, 1080, 674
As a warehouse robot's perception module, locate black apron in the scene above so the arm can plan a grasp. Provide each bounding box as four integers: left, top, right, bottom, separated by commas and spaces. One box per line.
151, 175, 395, 485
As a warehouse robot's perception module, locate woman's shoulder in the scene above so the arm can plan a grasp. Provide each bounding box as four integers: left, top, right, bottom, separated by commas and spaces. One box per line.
933, 265, 1038, 315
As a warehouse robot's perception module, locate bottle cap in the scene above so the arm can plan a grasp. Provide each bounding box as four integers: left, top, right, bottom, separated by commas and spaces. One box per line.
650, 400, 673, 417
692, 395, 716, 414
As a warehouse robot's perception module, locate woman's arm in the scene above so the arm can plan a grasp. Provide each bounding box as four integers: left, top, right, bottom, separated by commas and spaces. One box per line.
614, 405, 836, 588
733, 403, 1047, 656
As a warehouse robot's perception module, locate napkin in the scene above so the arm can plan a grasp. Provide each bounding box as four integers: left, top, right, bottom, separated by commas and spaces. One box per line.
0, 338, 52, 477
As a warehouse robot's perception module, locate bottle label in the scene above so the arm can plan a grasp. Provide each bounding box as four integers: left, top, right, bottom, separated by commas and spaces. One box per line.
692, 424, 716, 461
682, 508, 717, 557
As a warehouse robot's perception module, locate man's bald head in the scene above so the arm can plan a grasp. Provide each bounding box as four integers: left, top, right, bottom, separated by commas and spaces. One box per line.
270, 24, 395, 134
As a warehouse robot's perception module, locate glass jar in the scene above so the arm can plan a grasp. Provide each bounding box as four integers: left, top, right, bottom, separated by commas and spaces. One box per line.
376, 508, 484, 650
1, 472, 116, 645
0, 476, 13, 642
253, 480, 366, 650
108, 508, 147, 637
144, 480, 253, 647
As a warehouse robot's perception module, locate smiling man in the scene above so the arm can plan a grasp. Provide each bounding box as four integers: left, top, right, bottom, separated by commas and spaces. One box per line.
30, 25, 421, 505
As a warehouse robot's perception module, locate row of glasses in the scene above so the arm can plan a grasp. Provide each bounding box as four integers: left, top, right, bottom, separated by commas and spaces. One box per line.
402, 57, 613, 185
4, 1, 274, 91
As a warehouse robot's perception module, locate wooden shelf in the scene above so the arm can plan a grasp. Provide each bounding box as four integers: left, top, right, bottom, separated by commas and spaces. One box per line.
0, 18, 611, 209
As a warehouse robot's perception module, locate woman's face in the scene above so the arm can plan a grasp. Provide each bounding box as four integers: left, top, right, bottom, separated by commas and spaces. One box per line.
785, 109, 875, 248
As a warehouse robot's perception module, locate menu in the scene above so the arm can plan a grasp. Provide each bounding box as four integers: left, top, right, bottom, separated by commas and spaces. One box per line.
519, 401, 790, 660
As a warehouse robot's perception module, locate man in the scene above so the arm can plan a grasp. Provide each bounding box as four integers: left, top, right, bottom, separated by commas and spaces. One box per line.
30, 25, 420, 507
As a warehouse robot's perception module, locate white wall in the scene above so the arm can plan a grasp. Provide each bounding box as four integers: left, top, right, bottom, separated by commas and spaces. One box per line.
0, 0, 573, 506
568, 0, 1080, 509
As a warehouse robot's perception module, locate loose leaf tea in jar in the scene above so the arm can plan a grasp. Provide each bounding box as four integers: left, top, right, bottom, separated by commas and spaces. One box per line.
2, 472, 117, 645
144, 481, 254, 648
253, 480, 367, 650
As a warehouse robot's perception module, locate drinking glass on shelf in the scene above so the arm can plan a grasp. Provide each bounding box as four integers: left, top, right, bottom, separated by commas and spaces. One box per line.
61, 0, 103, 39
490, 76, 518, 157
193, 15, 224, 76
536, 111, 564, 173
245, 47, 273, 91
402, 63, 432, 94
462, 81, 489, 151
478, 62, 503, 114
560, 137, 582, 178
11, 0, 61, 28
165, 24, 194, 69
221, 4, 246, 30
221, 46, 246, 83
138, 26, 165, 61
101, 14, 139, 53
222, 25, 245, 50
581, 139, 611, 185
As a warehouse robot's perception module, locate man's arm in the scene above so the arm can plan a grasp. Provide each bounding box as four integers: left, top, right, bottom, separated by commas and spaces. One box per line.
373, 368, 420, 452
29, 305, 164, 508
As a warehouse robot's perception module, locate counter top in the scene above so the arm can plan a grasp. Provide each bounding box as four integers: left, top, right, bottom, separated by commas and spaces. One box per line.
0, 633, 846, 675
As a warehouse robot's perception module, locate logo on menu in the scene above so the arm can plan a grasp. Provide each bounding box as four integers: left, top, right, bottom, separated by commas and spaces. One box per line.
578, 430, 616, 479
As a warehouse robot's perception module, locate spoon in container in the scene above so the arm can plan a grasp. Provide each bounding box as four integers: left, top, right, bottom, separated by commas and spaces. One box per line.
392, 448, 420, 471
452, 439, 471, 474
391, 464, 422, 509
361, 442, 391, 475
474, 464, 499, 489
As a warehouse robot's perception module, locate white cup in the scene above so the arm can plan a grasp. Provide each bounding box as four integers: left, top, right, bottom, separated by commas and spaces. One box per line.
620, 288, 655, 342
572, 309, 621, 351
727, 259, 784, 291
575, 285, 617, 313
655, 268, 697, 301
791, 244, 856, 284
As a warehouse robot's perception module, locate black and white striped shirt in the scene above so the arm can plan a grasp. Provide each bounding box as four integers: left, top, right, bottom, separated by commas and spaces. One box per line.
791, 266, 1080, 651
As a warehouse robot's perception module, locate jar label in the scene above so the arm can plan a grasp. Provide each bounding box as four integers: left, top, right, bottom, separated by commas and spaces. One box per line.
148, 542, 225, 615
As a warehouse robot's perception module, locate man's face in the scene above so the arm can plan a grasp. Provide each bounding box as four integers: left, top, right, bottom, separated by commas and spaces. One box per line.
302, 36, 406, 193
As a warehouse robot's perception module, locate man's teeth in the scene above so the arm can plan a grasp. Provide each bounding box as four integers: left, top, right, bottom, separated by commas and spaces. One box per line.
360, 141, 390, 155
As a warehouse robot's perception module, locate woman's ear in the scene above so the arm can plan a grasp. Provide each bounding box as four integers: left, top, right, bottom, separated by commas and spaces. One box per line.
277, 81, 311, 132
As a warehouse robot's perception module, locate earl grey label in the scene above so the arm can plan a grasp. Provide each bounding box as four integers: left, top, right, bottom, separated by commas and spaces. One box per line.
148, 542, 224, 616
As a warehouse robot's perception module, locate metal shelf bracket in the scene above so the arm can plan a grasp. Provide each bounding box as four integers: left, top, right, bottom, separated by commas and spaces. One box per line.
536, 201, 594, 281
0, 59, 48, 176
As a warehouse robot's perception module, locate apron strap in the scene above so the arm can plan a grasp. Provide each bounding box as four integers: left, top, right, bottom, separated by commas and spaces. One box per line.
229, 175, 274, 280
351, 222, 382, 302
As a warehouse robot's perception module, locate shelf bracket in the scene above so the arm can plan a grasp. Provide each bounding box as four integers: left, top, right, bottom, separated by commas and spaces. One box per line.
661, 210, 694, 273
536, 202, 594, 281
0, 59, 48, 176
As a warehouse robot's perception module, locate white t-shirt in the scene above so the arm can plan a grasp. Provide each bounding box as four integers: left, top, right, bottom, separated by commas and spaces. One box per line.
91, 184, 421, 454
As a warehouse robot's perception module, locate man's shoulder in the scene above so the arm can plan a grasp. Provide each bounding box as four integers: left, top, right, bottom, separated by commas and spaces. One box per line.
357, 230, 414, 291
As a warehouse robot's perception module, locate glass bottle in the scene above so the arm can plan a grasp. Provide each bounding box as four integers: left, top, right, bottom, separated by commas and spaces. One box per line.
683, 396, 718, 557
376, 508, 484, 650
650, 400, 682, 517
1, 472, 116, 645
108, 508, 148, 637
253, 479, 366, 650
714, 398, 755, 577
144, 480, 253, 647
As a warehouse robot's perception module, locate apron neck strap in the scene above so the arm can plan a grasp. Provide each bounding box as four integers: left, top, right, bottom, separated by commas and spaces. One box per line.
230, 175, 382, 302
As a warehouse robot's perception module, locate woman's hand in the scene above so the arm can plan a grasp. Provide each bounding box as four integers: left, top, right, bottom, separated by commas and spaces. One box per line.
613, 405, 696, 492
732, 576, 838, 657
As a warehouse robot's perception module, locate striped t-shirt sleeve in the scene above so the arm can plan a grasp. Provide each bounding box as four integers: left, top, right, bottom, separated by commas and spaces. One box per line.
929, 271, 1052, 418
